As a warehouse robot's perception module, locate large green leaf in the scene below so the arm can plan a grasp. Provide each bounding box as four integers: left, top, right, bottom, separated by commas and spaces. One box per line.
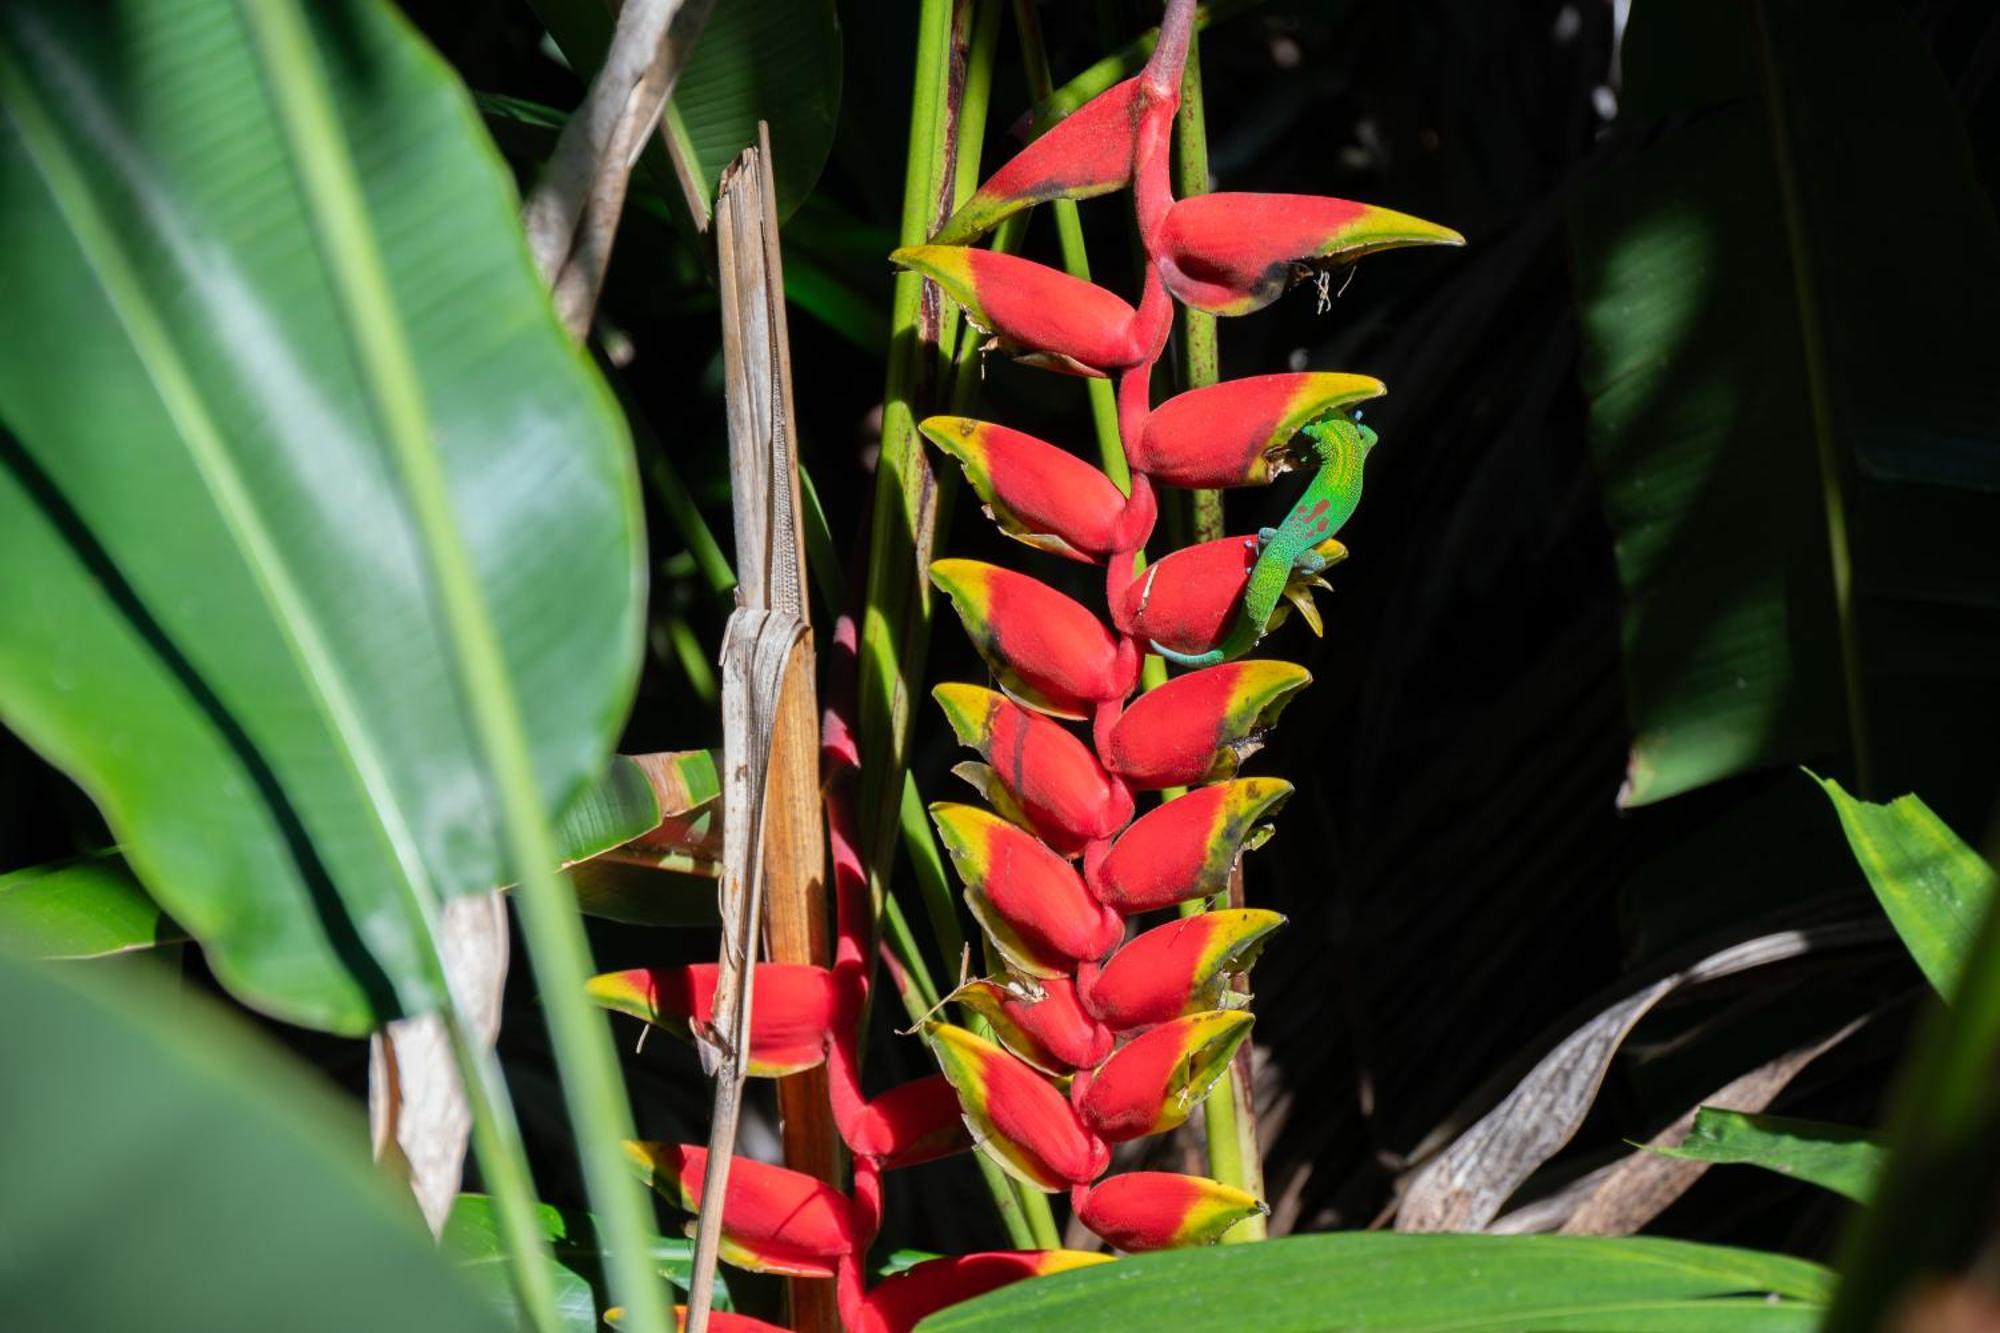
0, 0, 643, 1032
1819, 777, 1997, 996
0, 950, 503, 1330
919, 1234, 1832, 1332
443, 1193, 728, 1332
531, 0, 841, 220
1657, 1108, 1885, 1203
1570, 0, 2000, 807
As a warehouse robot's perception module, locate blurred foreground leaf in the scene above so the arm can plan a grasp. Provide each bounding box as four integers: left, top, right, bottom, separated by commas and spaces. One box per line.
0, 951, 502, 1330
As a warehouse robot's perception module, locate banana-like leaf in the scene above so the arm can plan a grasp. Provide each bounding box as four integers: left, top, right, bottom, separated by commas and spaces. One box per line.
918, 1233, 1830, 1332
1654, 1108, 1884, 1203
0, 0, 643, 1033
530, 0, 840, 220
0, 952, 503, 1331
1819, 777, 1996, 997
1570, 0, 2000, 807
0, 754, 690, 959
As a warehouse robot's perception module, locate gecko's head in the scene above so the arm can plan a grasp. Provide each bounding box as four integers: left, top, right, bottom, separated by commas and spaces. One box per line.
1301, 411, 1377, 457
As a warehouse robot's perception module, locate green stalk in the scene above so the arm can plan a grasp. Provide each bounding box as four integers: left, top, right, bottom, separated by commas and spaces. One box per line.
1034, 0, 1266, 125
855, 0, 959, 931
859, 0, 1066, 1252
1168, 32, 1266, 1242
1011, 0, 1128, 489
235, 4, 669, 1327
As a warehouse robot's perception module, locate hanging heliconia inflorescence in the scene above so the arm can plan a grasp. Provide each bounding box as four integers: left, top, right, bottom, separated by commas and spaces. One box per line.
585, 2, 1458, 1328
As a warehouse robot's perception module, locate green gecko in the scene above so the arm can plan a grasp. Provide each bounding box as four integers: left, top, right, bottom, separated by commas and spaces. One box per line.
1151, 413, 1376, 668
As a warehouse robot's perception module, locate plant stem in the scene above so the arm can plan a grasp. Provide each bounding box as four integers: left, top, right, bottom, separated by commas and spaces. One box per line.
1012, 0, 1129, 490
1170, 25, 1267, 1242
235, 4, 668, 1326
856, 0, 958, 943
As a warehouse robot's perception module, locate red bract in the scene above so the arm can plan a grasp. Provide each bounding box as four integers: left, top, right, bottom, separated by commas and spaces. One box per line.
1156, 192, 1464, 315
890, 247, 1142, 375
1079, 909, 1284, 1031
931, 559, 1138, 719
933, 802, 1124, 976
1073, 1172, 1267, 1251
848, 1074, 975, 1170
921, 415, 1155, 562
1113, 533, 1257, 654
626, 1143, 858, 1278
1103, 660, 1311, 789
585, 963, 836, 1078
1130, 372, 1383, 488
933, 682, 1132, 853
930, 77, 1145, 244
1074, 1010, 1255, 1142
858, 1251, 1116, 1333
1090, 778, 1293, 914
925, 1022, 1110, 1191
952, 975, 1114, 1073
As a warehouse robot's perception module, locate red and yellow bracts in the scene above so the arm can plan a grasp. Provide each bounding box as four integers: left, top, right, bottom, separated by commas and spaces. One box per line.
901, 0, 1454, 1281
586, 2, 1455, 1327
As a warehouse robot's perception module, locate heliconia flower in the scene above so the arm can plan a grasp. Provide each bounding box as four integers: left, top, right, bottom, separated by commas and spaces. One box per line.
1079, 909, 1284, 1031
1073, 1010, 1255, 1142
1113, 534, 1256, 657
951, 976, 1114, 1073
924, 1022, 1109, 1191
932, 802, 1123, 976
1090, 778, 1293, 914
669, 1311, 790, 1333
890, 247, 1141, 376
1155, 192, 1463, 316
585, 963, 836, 1078
849, 1074, 975, 1170
931, 560, 1138, 719
624, 1142, 858, 1277
934, 682, 1133, 854
920, 415, 1156, 562
930, 76, 1144, 245
1073, 1172, 1267, 1251
1103, 661, 1311, 789
858, 1250, 1117, 1333
1130, 372, 1384, 488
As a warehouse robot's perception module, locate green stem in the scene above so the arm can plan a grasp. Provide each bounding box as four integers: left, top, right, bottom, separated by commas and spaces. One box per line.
856, 0, 958, 931
1034, 0, 1266, 125
236, 4, 668, 1327
1170, 25, 1266, 1243
1012, 0, 1128, 489
901, 775, 967, 976
643, 448, 736, 598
